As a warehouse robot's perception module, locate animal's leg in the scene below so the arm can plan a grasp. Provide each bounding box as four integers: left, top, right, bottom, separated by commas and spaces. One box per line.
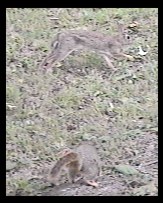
84, 179, 99, 187
116, 53, 134, 61
101, 54, 116, 70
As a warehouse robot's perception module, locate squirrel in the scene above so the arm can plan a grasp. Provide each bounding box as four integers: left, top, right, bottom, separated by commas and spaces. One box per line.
48, 143, 101, 187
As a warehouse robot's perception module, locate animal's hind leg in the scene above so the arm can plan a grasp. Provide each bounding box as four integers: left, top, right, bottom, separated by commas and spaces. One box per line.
46, 47, 77, 69
39, 52, 55, 68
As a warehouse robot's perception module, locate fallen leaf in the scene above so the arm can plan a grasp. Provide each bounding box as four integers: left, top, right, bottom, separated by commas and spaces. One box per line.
138, 46, 148, 56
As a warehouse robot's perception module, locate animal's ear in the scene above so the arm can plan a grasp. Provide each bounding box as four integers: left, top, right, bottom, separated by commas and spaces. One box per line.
116, 22, 126, 33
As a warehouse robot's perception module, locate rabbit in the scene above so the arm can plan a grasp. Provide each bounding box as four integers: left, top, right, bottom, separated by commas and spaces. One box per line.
40, 24, 134, 70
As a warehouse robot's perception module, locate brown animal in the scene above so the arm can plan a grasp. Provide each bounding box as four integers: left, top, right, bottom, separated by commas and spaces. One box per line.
48, 144, 101, 187
40, 24, 133, 70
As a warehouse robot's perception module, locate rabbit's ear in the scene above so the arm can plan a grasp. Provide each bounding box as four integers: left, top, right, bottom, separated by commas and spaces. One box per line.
117, 22, 125, 34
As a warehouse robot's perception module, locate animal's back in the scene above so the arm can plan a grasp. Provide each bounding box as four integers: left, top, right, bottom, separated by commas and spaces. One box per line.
75, 144, 101, 180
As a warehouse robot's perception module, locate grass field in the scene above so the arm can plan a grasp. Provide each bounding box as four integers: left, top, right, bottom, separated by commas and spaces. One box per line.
6, 8, 158, 196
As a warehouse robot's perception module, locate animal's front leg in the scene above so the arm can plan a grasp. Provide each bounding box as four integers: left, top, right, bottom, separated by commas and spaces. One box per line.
117, 53, 134, 61
102, 54, 116, 70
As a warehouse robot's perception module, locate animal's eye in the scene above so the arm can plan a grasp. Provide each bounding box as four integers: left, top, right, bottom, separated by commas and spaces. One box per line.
126, 35, 130, 40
